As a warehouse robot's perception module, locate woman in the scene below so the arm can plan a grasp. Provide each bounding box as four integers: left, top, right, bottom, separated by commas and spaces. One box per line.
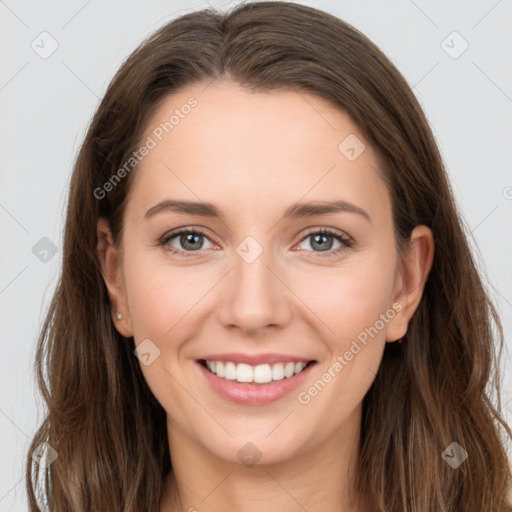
26, 2, 512, 511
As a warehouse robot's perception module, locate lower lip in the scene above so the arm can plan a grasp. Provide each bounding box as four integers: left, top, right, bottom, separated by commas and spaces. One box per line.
196, 361, 316, 406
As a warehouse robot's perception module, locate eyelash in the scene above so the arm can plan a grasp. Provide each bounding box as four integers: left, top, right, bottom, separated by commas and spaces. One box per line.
159, 226, 354, 259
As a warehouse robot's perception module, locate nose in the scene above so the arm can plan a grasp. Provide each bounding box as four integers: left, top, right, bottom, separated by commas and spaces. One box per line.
217, 239, 292, 336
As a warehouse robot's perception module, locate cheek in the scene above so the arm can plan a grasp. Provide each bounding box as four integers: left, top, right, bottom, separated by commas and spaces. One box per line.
293, 263, 393, 431
293, 251, 397, 424
291, 256, 397, 347
122, 251, 207, 411
123, 247, 214, 340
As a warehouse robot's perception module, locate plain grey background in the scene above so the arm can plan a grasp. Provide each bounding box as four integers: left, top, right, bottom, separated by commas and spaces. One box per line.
1, 0, 511, 509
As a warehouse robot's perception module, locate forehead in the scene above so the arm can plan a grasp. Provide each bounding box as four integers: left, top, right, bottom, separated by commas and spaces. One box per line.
127, 79, 391, 222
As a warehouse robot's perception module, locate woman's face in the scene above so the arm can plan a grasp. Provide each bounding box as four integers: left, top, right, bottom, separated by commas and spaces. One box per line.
102, 79, 429, 465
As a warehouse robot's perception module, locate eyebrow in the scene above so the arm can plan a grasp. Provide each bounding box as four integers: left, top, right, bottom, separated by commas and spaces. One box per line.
144, 199, 371, 223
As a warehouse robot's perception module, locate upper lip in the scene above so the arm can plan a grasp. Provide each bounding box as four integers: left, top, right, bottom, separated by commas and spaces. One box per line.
198, 353, 316, 366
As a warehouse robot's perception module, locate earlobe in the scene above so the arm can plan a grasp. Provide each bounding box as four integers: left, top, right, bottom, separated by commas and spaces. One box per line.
386, 225, 434, 342
96, 218, 133, 337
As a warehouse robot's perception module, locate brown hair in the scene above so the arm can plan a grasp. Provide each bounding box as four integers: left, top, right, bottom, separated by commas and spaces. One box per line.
26, 2, 512, 510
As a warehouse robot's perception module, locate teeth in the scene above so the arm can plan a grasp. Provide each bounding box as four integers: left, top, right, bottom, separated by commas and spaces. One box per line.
284, 362, 295, 378
254, 364, 271, 383
272, 363, 285, 381
204, 360, 309, 384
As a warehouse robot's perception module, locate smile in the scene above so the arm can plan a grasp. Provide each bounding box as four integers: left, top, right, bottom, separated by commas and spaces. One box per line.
201, 359, 313, 384
196, 358, 317, 406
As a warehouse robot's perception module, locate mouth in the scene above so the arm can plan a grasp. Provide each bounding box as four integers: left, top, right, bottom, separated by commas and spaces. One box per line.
195, 357, 317, 406
198, 359, 316, 385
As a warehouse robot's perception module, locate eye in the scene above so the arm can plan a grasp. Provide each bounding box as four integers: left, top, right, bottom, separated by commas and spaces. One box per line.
160, 227, 216, 257
159, 226, 354, 259
296, 228, 354, 257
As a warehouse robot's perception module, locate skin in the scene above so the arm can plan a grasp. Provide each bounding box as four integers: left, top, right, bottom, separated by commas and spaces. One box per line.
97, 79, 434, 512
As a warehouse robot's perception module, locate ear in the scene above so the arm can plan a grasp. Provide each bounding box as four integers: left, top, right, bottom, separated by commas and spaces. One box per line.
386, 225, 434, 342
97, 218, 133, 337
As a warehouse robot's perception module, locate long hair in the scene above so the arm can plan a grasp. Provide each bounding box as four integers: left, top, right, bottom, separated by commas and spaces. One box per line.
26, 2, 512, 510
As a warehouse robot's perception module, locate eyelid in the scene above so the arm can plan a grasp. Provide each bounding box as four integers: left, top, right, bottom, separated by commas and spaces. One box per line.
298, 226, 353, 244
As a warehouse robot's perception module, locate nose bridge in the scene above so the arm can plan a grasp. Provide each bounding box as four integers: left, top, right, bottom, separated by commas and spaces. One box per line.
218, 234, 290, 333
